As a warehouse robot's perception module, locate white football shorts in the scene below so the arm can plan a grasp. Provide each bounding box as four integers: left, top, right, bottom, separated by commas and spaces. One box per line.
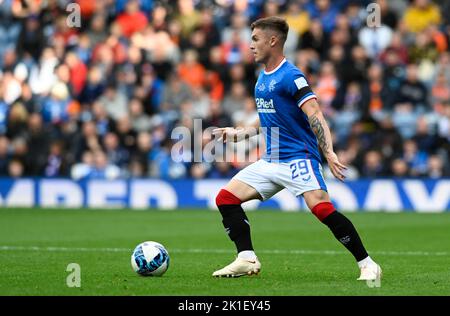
232, 159, 328, 201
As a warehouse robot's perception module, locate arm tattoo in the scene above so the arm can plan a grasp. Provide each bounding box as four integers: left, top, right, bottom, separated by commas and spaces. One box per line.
308, 113, 330, 154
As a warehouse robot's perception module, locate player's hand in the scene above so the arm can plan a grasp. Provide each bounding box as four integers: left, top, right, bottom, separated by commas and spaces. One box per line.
325, 152, 347, 181
212, 127, 243, 143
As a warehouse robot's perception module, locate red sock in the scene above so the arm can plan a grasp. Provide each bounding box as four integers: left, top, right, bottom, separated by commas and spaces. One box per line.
216, 189, 242, 206
311, 202, 335, 222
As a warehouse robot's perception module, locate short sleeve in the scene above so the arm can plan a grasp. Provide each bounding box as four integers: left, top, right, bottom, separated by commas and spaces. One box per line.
285, 70, 317, 107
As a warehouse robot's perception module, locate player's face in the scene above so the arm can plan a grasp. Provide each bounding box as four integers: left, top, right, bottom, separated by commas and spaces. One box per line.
250, 28, 271, 64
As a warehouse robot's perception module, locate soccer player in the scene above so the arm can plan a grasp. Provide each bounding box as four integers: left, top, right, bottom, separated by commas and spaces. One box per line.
212, 17, 382, 281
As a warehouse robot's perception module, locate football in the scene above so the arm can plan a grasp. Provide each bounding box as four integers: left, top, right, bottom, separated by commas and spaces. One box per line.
131, 241, 170, 276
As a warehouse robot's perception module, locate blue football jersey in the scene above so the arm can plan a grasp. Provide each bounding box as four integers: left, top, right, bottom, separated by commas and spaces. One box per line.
254, 58, 321, 162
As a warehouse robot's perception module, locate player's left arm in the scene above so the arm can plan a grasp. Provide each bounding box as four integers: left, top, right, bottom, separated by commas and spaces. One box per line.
285, 71, 347, 181
301, 98, 347, 181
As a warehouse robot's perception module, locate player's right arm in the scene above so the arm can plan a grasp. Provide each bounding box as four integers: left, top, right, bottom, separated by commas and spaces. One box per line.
212, 118, 260, 143
301, 98, 347, 181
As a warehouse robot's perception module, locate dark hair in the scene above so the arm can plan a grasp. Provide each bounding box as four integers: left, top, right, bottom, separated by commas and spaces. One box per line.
250, 16, 289, 43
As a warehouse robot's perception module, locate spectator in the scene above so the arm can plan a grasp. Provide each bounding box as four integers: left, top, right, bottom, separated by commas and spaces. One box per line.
86, 150, 121, 179
44, 141, 66, 177
409, 30, 439, 65
65, 52, 88, 97
150, 138, 187, 179
342, 45, 370, 86
42, 82, 71, 124
128, 158, 145, 178
376, 117, 404, 163
221, 30, 252, 65
262, 0, 280, 18
161, 72, 192, 112
98, 85, 128, 121
306, 0, 339, 34
1, 71, 22, 105
87, 14, 109, 48
185, 27, 210, 67
2, 48, 17, 73
71, 150, 94, 180
7, 102, 28, 139
435, 52, 450, 83
29, 47, 58, 95
52, 15, 78, 47
132, 131, 153, 175
402, 139, 428, 176
190, 86, 210, 119
315, 61, 339, 116
208, 161, 238, 179
91, 101, 111, 137
151, 4, 169, 32
103, 132, 129, 170
358, 22, 393, 59
396, 64, 428, 110
299, 19, 328, 58
377, 0, 399, 30
360, 63, 395, 117
332, 82, 362, 141
345, 1, 365, 32
178, 49, 207, 90
190, 162, 209, 179
0, 136, 11, 175
361, 150, 386, 177
392, 103, 420, 139
431, 71, 450, 110
138, 65, 165, 115
8, 159, 24, 178
79, 120, 101, 157
16, 15, 45, 62
0, 95, 7, 135
115, 0, 148, 38
115, 116, 138, 153
391, 158, 410, 178
222, 14, 252, 45
223, 81, 248, 117
129, 98, 153, 132
16, 83, 38, 113
0, 0, 21, 66
284, 1, 310, 37
413, 116, 437, 153
427, 155, 445, 178
436, 101, 450, 141
79, 66, 106, 105
227, 62, 252, 92
204, 100, 232, 129
403, 0, 441, 33
379, 32, 409, 66
175, 0, 201, 39
25, 113, 52, 175
232, 96, 258, 128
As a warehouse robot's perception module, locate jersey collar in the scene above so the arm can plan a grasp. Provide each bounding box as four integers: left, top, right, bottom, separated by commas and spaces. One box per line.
263, 58, 287, 75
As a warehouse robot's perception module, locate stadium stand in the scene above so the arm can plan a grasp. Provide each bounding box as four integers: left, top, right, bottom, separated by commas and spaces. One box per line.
0, 0, 448, 180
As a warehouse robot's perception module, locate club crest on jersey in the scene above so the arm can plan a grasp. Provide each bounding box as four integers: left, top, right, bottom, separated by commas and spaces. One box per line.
255, 98, 276, 113
257, 83, 266, 92
269, 79, 276, 92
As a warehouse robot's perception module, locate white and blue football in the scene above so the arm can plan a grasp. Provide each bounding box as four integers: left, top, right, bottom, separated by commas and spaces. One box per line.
131, 241, 170, 276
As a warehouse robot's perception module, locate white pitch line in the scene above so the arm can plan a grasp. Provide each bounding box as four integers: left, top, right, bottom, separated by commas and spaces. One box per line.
0, 245, 447, 256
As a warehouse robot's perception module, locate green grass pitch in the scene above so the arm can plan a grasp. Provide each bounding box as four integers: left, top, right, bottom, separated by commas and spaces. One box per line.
0, 208, 449, 296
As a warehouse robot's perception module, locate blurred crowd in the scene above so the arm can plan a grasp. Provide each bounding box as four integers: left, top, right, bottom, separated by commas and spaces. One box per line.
0, 0, 449, 180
